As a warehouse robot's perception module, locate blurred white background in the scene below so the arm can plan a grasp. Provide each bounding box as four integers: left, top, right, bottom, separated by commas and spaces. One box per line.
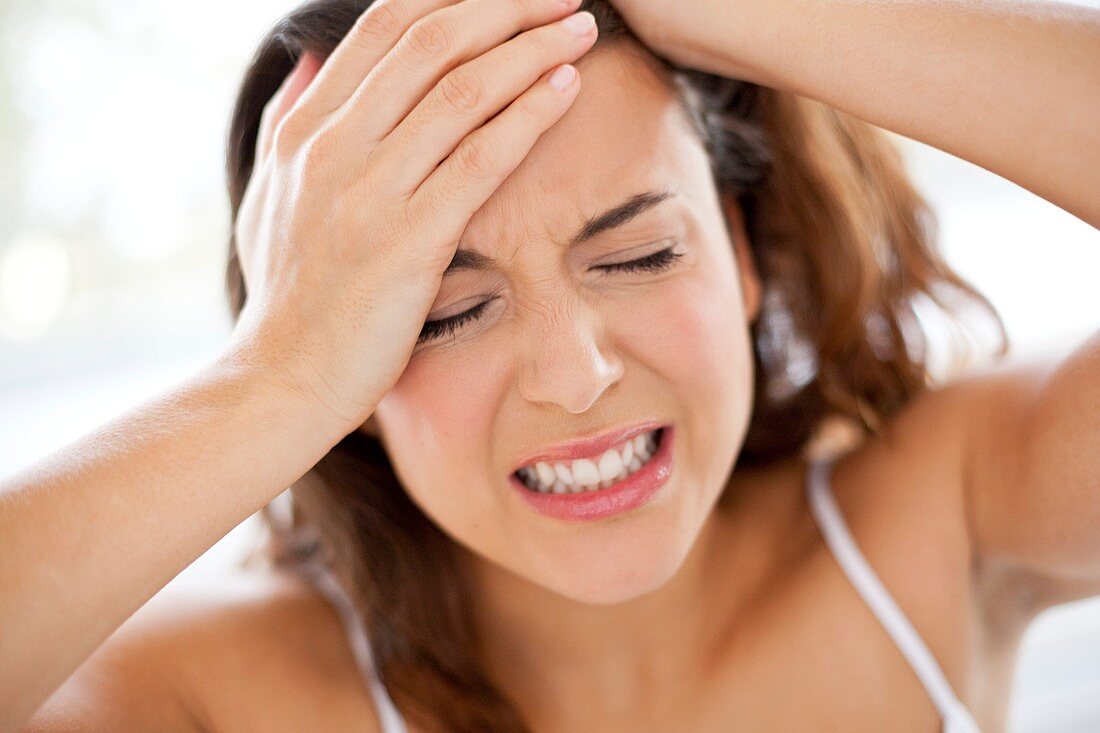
1, 0, 1097, 730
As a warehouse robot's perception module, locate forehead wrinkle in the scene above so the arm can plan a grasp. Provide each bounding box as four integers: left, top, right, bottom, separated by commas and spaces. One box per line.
444, 44, 692, 276
445, 186, 679, 278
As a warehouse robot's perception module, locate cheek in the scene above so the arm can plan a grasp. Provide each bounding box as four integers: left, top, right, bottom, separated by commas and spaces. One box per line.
374, 257, 753, 529
613, 263, 755, 487
622, 267, 753, 394
375, 350, 506, 520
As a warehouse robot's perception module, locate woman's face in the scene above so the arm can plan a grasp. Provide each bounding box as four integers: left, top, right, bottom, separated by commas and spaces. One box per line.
367, 42, 761, 604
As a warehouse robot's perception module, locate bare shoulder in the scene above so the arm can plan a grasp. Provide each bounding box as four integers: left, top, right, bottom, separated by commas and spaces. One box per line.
835, 353, 1083, 634
876, 338, 1100, 618
783, 373, 1029, 726
23, 567, 384, 733
815, 379, 985, 643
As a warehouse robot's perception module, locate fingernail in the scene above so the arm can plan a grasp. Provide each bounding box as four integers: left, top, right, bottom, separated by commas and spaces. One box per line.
549, 64, 576, 91
561, 11, 595, 37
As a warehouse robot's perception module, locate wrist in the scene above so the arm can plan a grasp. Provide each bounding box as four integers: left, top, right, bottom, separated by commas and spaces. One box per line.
656, 0, 787, 89
215, 337, 371, 440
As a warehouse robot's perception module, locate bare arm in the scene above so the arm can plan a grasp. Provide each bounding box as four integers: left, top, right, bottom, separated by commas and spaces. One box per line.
3, 0, 598, 724
0, 350, 352, 729
596, 0, 1100, 621
696, 0, 1100, 608
628, 0, 1100, 228
607, 0, 1100, 612
962, 332, 1100, 613
699, 0, 1100, 608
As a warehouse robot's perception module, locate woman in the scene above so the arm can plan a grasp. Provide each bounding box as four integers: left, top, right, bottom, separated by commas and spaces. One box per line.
7, 0, 1099, 730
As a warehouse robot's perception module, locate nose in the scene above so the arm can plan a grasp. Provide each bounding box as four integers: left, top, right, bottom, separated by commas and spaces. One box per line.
516, 297, 625, 414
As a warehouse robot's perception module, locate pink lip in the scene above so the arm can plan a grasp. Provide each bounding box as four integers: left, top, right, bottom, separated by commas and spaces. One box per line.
509, 426, 674, 522
510, 420, 665, 474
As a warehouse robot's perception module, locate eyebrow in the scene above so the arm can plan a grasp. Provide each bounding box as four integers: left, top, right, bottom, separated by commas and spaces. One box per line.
443, 188, 677, 276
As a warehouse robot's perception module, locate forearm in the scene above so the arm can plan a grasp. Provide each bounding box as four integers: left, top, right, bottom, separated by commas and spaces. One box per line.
686, 0, 1100, 227
0, 349, 355, 728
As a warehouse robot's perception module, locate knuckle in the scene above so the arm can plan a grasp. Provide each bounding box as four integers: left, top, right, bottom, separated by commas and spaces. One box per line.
403, 16, 453, 61
352, 3, 403, 45
269, 121, 301, 161
455, 132, 502, 179
272, 108, 310, 145
437, 69, 484, 114
299, 128, 343, 170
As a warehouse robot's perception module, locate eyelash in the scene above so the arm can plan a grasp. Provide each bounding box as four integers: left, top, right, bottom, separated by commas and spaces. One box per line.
417, 247, 684, 345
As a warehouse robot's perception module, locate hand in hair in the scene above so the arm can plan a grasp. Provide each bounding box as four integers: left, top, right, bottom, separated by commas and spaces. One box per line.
229, 0, 598, 430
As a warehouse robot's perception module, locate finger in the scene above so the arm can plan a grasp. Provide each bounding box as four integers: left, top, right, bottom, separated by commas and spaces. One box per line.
336, 0, 584, 146
234, 176, 270, 287
257, 51, 324, 164
410, 63, 580, 244
372, 10, 596, 193
294, 0, 459, 119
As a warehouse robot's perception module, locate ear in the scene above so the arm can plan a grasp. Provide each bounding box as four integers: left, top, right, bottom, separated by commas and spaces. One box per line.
721, 193, 762, 324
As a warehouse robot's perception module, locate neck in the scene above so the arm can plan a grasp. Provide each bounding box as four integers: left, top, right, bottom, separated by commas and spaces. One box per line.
466, 456, 807, 724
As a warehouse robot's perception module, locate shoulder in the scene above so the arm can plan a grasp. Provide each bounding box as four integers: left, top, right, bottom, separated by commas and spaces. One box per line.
847, 338, 1100, 624
23, 567, 384, 733
814, 383, 982, 640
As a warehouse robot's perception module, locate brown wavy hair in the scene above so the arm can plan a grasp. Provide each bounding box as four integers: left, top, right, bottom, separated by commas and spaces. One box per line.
224, 0, 1008, 729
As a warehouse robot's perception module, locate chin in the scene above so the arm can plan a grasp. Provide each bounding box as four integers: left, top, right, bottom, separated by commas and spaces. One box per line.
528, 524, 696, 606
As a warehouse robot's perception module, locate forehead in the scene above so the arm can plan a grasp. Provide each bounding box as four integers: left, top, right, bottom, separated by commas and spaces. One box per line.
459, 42, 708, 250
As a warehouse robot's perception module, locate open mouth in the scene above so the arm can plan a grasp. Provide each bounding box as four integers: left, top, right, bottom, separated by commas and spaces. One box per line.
513, 426, 666, 494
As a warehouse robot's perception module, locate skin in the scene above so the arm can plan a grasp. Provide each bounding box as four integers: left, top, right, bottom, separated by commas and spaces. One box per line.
369, 45, 758, 605
12, 0, 1100, 731
613, 0, 1100, 228
363, 40, 765, 721
17, 40, 1044, 733
609, 0, 1100, 623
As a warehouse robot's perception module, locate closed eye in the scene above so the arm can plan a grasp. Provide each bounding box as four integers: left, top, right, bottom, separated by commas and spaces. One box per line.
417, 298, 495, 345
417, 246, 684, 345
591, 246, 683, 274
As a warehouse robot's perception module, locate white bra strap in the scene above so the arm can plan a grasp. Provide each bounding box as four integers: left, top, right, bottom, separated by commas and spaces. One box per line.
296, 561, 409, 733
806, 457, 978, 729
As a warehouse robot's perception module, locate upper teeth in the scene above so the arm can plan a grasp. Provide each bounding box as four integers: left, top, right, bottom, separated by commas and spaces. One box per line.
517, 429, 659, 494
